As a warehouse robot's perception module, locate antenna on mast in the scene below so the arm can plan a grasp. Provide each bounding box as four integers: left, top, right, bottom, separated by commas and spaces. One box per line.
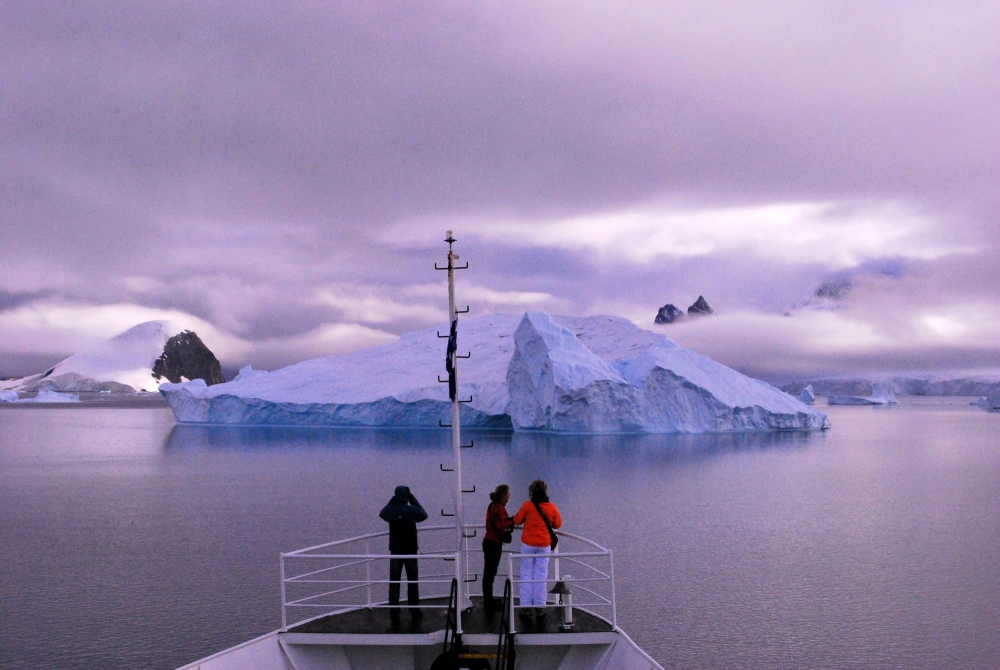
435, 230, 473, 616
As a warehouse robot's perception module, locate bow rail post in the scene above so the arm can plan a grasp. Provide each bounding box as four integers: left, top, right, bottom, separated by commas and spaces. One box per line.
280, 554, 287, 631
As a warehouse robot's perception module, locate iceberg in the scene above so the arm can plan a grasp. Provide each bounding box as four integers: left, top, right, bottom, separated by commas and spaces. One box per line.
973, 389, 1000, 411
0, 390, 18, 403
17, 390, 80, 403
161, 312, 828, 433
828, 382, 898, 406
796, 384, 816, 405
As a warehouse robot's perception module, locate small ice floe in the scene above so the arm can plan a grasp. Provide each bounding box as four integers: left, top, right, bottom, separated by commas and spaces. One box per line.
973, 390, 1000, 411
828, 382, 897, 406
0, 390, 18, 403
18, 390, 81, 403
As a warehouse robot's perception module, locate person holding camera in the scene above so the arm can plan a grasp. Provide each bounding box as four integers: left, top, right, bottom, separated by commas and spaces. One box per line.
379, 485, 428, 623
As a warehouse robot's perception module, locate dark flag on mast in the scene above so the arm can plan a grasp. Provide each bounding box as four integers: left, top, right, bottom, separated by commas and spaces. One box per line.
445, 319, 457, 401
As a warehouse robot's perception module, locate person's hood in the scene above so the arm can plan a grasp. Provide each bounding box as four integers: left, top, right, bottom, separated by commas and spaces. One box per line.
394, 485, 411, 498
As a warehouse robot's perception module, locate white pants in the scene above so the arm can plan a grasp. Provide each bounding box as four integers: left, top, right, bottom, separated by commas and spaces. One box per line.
519, 544, 551, 607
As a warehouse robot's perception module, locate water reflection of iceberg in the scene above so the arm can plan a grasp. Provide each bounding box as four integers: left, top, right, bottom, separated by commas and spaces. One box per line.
163, 423, 457, 453
508, 429, 822, 464
165, 423, 823, 469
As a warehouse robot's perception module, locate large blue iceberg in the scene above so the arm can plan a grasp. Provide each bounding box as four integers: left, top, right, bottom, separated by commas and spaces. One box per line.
161, 312, 829, 433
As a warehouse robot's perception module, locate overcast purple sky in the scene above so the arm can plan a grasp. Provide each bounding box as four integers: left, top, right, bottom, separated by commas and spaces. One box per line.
2, 2, 998, 380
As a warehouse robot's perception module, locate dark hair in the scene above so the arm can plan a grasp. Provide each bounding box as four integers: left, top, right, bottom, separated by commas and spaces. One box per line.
489, 484, 510, 503
528, 479, 548, 503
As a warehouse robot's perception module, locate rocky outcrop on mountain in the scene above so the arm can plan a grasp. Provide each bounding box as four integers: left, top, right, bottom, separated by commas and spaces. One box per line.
654, 304, 685, 324
814, 280, 852, 301
152, 331, 225, 386
687, 296, 714, 317
787, 278, 853, 314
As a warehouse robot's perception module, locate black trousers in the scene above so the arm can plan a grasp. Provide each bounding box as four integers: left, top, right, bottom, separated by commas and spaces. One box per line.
482, 538, 503, 606
389, 557, 419, 611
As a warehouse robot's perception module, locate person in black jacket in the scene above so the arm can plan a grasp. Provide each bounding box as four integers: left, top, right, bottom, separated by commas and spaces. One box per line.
379, 485, 428, 622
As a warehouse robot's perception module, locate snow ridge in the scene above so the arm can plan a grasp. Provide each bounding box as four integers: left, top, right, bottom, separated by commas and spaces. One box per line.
1, 321, 181, 393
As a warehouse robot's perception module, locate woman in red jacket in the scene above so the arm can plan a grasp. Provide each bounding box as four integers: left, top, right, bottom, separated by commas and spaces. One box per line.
482, 484, 515, 613
511, 479, 562, 619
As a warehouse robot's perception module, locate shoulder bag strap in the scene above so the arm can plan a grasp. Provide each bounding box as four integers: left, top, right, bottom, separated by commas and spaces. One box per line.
532, 501, 557, 546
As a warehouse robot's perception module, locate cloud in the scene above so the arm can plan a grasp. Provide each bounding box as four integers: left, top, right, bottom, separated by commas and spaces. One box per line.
0, 2, 998, 380
0, 300, 398, 375
423, 200, 976, 268
316, 285, 446, 325
246, 323, 399, 371
0, 301, 239, 357
658, 268, 1000, 380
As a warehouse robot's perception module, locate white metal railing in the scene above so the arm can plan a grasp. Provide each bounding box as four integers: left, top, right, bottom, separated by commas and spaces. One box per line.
280, 524, 616, 633
504, 529, 617, 633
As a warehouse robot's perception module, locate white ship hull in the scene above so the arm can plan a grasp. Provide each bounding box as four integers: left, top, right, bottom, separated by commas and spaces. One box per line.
178, 625, 661, 670
176, 524, 663, 670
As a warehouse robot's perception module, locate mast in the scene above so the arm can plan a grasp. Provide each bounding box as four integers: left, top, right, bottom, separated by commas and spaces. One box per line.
436, 230, 473, 614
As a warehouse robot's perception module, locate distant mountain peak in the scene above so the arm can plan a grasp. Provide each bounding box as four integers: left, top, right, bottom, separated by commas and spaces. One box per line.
687, 296, 714, 316
654, 296, 715, 324
813, 280, 852, 301
654, 304, 685, 324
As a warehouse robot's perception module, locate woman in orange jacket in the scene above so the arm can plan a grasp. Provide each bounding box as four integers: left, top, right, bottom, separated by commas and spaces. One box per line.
511, 479, 562, 619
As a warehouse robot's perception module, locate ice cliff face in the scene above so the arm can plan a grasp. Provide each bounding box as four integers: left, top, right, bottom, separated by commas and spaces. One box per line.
506, 313, 643, 431
796, 384, 816, 405
161, 312, 829, 433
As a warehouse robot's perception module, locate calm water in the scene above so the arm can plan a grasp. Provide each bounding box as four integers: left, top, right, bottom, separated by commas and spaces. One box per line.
2, 401, 999, 669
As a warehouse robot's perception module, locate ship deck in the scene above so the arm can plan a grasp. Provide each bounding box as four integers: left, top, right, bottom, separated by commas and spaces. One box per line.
289, 596, 613, 638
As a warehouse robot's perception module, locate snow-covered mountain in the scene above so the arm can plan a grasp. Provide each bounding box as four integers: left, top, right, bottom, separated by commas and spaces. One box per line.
0, 321, 223, 393
161, 312, 829, 433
